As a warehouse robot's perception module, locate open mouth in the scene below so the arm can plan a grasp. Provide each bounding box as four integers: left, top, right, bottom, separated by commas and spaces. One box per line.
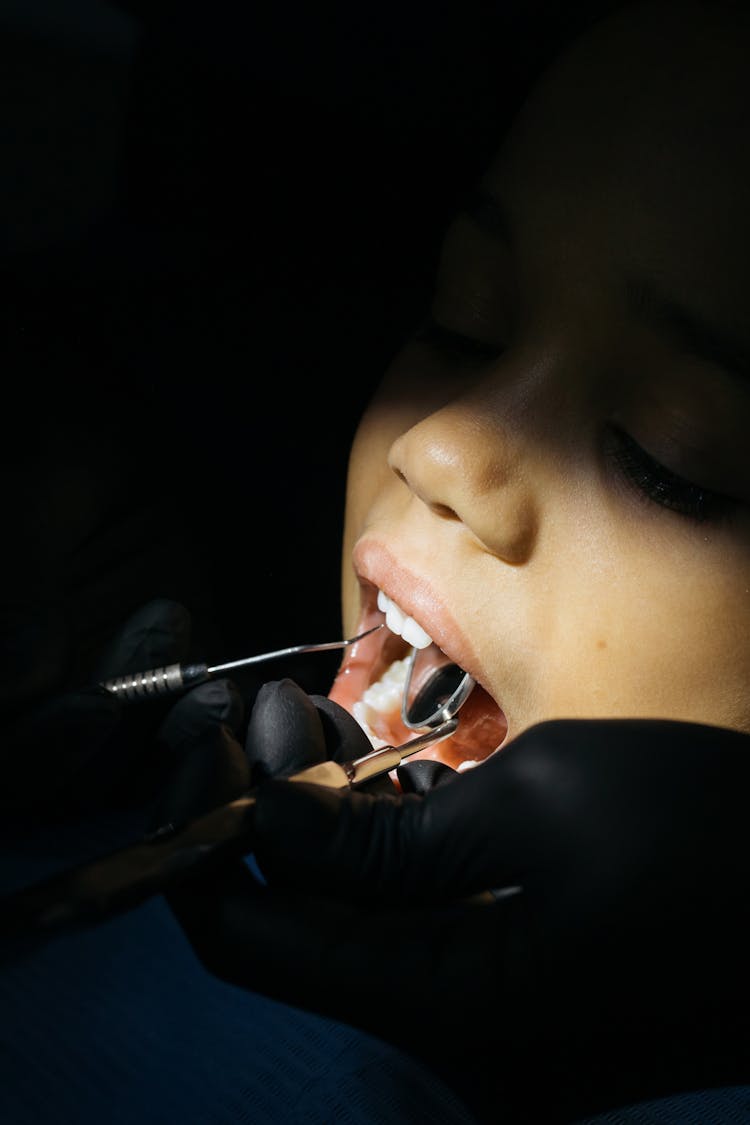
328, 582, 508, 771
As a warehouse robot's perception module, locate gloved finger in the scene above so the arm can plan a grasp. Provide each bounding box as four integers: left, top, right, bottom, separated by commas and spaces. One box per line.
396, 759, 458, 795
244, 678, 331, 783
87, 600, 194, 797
91, 598, 192, 681
151, 682, 250, 828
157, 678, 244, 755
310, 692, 395, 795
307, 694, 377, 764
255, 716, 750, 915
244, 679, 376, 787
2, 601, 195, 818
252, 752, 513, 903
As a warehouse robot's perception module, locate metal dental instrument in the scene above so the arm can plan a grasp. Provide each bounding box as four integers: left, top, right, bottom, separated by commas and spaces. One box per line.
101, 624, 478, 739
401, 644, 476, 731
0, 718, 458, 948
0, 625, 483, 949
100, 623, 387, 702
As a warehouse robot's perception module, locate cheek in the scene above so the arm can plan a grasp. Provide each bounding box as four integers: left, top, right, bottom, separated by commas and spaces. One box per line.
539, 542, 750, 731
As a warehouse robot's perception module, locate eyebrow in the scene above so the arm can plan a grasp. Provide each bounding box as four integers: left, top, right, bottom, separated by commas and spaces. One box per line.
458, 189, 750, 386
627, 279, 750, 385
458, 188, 513, 245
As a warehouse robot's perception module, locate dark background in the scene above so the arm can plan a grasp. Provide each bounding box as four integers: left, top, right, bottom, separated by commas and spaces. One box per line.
0, 0, 610, 709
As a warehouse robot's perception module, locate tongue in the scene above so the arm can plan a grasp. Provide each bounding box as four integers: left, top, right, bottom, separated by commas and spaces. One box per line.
438, 685, 508, 765
368, 683, 506, 770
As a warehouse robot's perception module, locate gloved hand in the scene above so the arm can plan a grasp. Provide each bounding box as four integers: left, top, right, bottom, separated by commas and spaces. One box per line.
154, 678, 750, 1124
1, 598, 195, 819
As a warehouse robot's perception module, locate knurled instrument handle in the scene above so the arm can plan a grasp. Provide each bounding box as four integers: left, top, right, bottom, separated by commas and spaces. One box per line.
100, 662, 209, 701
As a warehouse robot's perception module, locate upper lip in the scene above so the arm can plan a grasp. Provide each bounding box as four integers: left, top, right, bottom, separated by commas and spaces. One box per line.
352, 538, 482, 686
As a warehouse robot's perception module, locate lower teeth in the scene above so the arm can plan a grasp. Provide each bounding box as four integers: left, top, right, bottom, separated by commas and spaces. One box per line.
351, 703, 389, 749
352, 657, 411, 748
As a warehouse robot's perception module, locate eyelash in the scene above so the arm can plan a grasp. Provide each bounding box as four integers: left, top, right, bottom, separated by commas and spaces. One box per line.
415, 316, 734, 526
607, 427, 732, 524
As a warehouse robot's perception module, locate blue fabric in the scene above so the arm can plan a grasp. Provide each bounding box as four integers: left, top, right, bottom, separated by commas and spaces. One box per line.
577, 1087, 750, 1124
0, 808, 477, 1125
3, 810, 750, 1125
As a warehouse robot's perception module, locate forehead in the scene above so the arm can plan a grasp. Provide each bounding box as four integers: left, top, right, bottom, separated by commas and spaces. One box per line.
482, 2, 750, 323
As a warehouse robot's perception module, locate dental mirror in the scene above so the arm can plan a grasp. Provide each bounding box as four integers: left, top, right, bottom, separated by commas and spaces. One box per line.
401, 644, 476, 731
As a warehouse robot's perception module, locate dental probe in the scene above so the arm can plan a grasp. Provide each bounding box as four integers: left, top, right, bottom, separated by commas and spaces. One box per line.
0, 718, 458, 948
100, 624, 386, 702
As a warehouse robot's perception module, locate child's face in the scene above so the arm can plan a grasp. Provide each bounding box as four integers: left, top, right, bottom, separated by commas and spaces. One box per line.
329, 1, 750, 767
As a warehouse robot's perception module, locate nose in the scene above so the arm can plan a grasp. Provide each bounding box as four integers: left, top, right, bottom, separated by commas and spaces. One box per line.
387, 400, 540, 565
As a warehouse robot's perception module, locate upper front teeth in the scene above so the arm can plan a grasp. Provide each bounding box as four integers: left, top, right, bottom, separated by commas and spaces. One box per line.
377, 589, 433, 649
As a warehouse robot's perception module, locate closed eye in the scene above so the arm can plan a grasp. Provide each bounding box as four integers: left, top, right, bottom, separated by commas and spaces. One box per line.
607, 425, 734, 525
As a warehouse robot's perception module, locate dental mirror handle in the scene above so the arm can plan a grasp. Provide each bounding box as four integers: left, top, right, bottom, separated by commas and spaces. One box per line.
99, 625, 385, 703
0, 718, 457, 948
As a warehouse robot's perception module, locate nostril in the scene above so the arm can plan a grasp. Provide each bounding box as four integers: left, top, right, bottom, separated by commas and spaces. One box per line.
430, 501, 458, 520
391, 458, 459, 520
388, 411, 537, 562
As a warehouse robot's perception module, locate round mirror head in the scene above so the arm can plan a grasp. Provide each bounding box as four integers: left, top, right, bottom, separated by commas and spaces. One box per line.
401, 644, 476, 730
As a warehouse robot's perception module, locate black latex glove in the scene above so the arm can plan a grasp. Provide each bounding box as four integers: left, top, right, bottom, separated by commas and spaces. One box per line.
155, 679, 750, 1124
1, 598, 194, 819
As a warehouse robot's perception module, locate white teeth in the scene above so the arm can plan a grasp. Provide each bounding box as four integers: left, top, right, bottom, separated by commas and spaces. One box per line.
401, 616, 432, 649
352, 657, 411, 749
361, 656, 410, 713
352, 589, 434, 749
377, 589, 433, 650
352, 702, 390, 750
385, 601, 406, 635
